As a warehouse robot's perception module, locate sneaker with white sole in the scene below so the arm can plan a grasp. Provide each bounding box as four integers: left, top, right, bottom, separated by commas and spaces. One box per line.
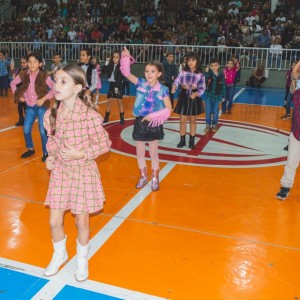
281, 113, 291, 119
276, 187, 290, 200
212, 125, 218, 133
204, 124, 210, 133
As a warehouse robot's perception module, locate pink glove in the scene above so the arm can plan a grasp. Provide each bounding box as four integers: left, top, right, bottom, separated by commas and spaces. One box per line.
130, 56, 136, 64
120, 55, 135, 77
148, 108, 171, 127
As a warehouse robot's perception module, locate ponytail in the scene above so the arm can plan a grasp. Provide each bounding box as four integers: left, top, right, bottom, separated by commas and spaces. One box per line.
49, 100, 59, 136
79, 89, 98, 112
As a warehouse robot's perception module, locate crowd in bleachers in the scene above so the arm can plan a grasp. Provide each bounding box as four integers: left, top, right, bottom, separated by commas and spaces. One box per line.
0, 0, 300, 64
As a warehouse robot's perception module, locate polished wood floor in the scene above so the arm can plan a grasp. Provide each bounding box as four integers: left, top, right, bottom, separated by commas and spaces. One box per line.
0, 89, 300, 300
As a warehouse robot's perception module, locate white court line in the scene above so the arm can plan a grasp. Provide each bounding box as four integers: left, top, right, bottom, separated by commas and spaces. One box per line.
0, 257, 45, 277
0, 119, 38, 133
29, 162, 176, 300
0, 125, 16, 132
219, 87, 245, 116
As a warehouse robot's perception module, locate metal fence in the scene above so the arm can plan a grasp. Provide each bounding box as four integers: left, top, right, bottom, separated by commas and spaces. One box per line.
0, 42, 300, 70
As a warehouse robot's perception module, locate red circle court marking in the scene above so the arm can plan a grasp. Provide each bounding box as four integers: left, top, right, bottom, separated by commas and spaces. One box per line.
104, 118, 289, 168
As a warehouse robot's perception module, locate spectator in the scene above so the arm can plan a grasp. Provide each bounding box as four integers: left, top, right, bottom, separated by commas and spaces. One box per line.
240, 20, 250, 34
208, 18, 219, 44
268, 37, 283, 69
91, 26, 102, 42
197, 26, 210, 45
67, 25, 77, 42
242, 29, 254, 47
271, 29, 282, 44
276, 12, 287, 23
129, 19, 140, 33
250, 20, 263, 41
247, 60, 266, 88
146, 11, 156, 27
228, 4, 239, 16
257, 29, 271, 48
245, 11, 257, 26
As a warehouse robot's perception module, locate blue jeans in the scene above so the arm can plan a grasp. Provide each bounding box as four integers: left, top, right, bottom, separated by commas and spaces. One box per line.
205, 99, 220, 125
222, 85, 235, 112
23, 105, 48, 154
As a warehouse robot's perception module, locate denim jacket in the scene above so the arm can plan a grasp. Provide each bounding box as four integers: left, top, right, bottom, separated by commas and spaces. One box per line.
132, 78, 169, 117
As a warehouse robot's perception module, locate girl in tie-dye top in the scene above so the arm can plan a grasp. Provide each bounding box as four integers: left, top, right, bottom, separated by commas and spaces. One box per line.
120, 47, 172, 192
171, 52, 206, 149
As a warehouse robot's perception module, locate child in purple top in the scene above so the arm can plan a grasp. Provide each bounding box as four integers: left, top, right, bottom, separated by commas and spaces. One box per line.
171, 52, 206, 149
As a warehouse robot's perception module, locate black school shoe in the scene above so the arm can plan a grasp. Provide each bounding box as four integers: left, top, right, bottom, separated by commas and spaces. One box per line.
21, 149, 35, 158
15, 119, 24, 126
41, 153, 48, 162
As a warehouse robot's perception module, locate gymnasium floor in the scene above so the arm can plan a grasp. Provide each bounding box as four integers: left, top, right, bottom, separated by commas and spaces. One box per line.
0, 85, 300, 300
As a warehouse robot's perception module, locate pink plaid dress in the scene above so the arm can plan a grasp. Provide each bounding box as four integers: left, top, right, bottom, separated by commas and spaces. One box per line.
43, 98, 111, 214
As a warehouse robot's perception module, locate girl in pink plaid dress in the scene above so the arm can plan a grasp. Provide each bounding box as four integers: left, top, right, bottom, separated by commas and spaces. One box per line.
43, 64, 111, 282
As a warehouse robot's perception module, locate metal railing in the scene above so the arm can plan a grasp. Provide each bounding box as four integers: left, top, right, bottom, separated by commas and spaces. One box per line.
0, 42, 299, 70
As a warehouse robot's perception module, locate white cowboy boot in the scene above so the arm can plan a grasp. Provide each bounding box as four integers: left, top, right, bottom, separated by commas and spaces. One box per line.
75, 239, 89, 282
44, 236, 68, 276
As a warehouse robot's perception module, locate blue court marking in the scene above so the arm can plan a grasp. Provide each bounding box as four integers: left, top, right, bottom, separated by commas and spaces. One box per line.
234, 87, 286, 106
54, 285, 123, 300
0, 267, 48, 300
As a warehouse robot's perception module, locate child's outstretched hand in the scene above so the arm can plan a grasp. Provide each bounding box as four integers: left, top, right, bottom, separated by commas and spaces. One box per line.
205, 65, 209, 72
60, 142, 86, 161
122, 47, 130, 57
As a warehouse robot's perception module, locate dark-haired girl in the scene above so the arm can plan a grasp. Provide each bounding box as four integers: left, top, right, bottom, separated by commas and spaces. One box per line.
171, 52, 206, 149
102, 51, 125, 124
43, 64, 111, 282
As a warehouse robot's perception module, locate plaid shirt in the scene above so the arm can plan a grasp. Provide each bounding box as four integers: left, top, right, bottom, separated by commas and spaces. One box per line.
292, 89, 300, 141
286, 69, 292, 88
44, 98, 111, 166
0, 59, 9, 76
205, 70, 226, 102
173, 70, 206, 97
